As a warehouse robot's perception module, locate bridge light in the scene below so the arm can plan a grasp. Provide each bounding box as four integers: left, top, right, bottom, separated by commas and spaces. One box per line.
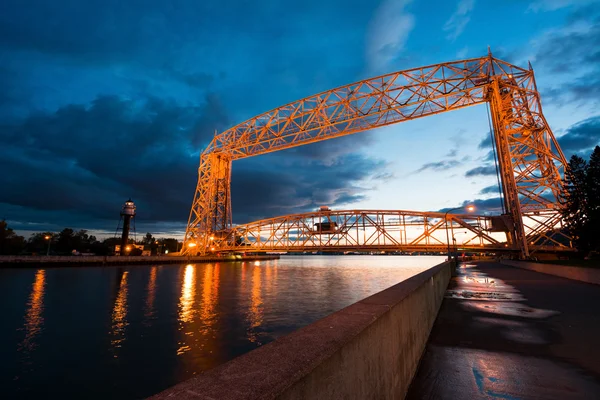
466, 205, 475, 212
209, 236, 214, 241
188, 242, 197, 248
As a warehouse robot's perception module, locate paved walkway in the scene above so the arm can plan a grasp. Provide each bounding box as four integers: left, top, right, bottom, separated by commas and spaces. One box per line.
406, 261, 600, 400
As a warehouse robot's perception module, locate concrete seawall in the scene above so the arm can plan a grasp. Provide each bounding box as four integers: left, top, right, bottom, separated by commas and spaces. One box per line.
0, 254, 278, 268
501, 260, 600, 285
151, 261, 451, 400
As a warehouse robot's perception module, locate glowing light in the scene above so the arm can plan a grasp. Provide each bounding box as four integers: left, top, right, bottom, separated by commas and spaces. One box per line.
125, 245, 131, 251
254, 261, 260, 266
44, 235, 50, 240
211, 247, 215, 251
466, 205, 475, 212
188, 242, 197, 248
209, 236, 214, 241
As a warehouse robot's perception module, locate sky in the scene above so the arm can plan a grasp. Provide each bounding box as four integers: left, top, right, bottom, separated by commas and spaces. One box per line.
1, 0, 599, 239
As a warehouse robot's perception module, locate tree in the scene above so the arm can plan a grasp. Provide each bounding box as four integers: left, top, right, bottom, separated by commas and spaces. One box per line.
0, 220, 26, 255
586, 146, 600, 253
143, 232, 155, 248
561, 146, 600, 256
27, 232, 55, 254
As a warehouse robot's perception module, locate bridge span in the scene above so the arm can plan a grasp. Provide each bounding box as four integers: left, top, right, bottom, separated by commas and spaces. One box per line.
193, 208, 569, 255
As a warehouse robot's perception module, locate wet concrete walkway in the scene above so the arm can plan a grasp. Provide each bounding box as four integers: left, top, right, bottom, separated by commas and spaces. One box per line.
406, 261, 600, 399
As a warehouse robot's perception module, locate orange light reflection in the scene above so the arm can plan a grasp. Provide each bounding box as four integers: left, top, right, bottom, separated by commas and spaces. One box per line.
19, 269, 46, 353
144, 267, 158, 324
110, 271, 129, 355
248, 266, 263, 343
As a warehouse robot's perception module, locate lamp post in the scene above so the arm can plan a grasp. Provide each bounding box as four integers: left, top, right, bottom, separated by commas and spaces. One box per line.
44, 235, 52, 256
444, 205, 474, 264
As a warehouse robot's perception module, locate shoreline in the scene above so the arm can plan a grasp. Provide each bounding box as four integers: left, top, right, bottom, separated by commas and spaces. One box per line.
0, 254, 279, 268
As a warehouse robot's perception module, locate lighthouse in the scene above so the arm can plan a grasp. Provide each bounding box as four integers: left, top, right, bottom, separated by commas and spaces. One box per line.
119, 199, 136, 255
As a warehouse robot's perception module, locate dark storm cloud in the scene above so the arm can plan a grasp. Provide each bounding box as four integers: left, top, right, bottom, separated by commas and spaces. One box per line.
232, 152, 387, 222
557, 115, 600, 156
0, 95, 217, 226
0, 95, 389, 231
465, 165, 497, 177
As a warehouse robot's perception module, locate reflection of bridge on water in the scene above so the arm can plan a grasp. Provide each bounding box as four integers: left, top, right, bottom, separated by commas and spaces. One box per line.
183, 53, 572, 258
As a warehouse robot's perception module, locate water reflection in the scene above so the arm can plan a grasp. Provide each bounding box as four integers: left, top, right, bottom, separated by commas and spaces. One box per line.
144, 267, 158, 324
200, 263, 219, 328
179, 265, 196, 324
110, 270, 129, 355
176, 264, 196, 356
2, 256, 442, 399
248, 265, 263, 343
19, 269, 46, 354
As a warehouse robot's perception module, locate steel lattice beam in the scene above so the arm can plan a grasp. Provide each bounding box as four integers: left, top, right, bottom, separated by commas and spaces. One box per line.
183, 53, 570, 258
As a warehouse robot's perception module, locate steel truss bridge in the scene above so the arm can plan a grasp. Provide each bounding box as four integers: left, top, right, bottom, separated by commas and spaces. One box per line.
183, 52, 571, 258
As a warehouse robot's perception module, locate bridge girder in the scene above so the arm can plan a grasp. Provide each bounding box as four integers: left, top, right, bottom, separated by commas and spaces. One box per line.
183, 54, 570, 257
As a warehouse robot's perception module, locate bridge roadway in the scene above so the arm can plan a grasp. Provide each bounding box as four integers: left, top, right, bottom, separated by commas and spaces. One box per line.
407, 261, 600, 399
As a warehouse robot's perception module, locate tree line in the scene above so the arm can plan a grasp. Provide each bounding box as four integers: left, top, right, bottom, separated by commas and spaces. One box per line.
561, 145, 600, 257
0, 224, 180, 256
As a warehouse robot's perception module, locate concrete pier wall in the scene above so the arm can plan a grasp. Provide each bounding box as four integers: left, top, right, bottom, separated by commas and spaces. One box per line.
151, 261, 451, 400
0, 254, 278, 267
502, 260, 600, 285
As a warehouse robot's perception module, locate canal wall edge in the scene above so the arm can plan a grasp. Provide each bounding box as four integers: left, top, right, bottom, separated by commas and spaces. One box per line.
501, 260, 600, 285
150, 261, 452, 400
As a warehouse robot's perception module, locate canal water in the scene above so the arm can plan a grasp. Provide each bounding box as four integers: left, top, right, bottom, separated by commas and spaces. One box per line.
1, 255, 443, 399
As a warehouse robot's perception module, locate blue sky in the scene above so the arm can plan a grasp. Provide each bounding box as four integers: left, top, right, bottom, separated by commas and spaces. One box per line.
1, 0, 599, 238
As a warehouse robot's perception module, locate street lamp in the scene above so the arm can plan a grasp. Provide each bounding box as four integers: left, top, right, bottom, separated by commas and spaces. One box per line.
44, 235, 52, 256
444, 205, 474, 264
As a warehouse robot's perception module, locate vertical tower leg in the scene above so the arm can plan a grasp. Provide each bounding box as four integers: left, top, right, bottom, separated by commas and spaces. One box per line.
183, 153, 232, 254
488, 80, 530, 258
487, 69, 568, 258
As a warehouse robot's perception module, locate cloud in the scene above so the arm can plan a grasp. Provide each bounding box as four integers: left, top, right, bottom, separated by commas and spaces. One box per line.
415, 160, 461, 173
479, 184, 500, 195
527, 0, 596, 13
443, 0, 475, 41
557, 115, 600, 157
529, 8, 600, 105
465, 165, 497, 177
0, 95, 390, 232
446, 148, 458, 157
439, 196, 503, 215
367, 0, 415, 72
478, 134, 493, 149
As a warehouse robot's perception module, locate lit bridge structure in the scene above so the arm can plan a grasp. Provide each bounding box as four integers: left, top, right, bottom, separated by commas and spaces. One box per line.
183, 52, 571, 258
